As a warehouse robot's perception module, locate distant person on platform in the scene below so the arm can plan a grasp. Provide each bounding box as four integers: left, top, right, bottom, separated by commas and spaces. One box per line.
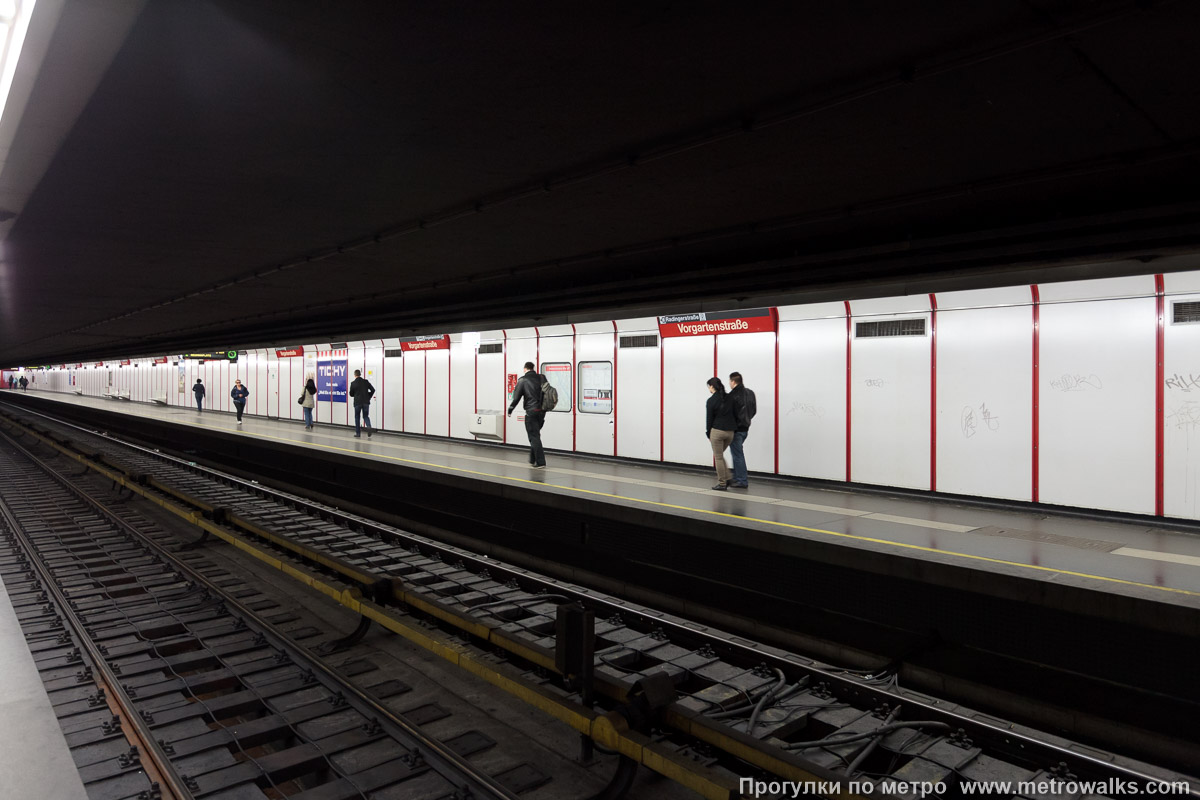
193, 379, 206, 411
348, 369, 375, 438
299, 377, 317, 430
727, 371, 757, 489
6, 375, 12, 389
507, 361, 547, 469
706, 377, 736, 490
230, 379, 249, 425
19, 376, 28, 391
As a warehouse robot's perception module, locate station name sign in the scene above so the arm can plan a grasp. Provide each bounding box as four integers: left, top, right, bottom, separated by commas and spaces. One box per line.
398, 335, 450, 352
657, 308, 777, 337
153, 357, 169, 364
183, 351, 238, 362
275, 346, 305, 358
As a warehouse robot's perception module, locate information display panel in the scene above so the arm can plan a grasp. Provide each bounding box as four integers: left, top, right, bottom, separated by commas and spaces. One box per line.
578, 361, 612, 414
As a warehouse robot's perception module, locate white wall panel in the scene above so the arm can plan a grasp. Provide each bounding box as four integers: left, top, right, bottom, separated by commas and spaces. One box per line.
475, 350, 505, 445
575, 332, 616, 455
934, 286, 1031, 311
1163, 269, 1200, 295
382, 354, 404, 431
426, 350, 450, 436
777, 302, 846, 322
362, 343, 384, 429
935, 305, 1032, 501
1039, 298, 1155, 514
538, 335, 575, 452
450, 342, 475, 440
1037, 275, 1153, 303
850, 314, 931, 489
851, 296, 931, 316
1162, 294, 1200, 518
777, 318, 846, 480
504, 338, 538, 446
403, 351, 426, 434
716, 331, 776, 476
616, 340, 660, 461
663, 335, 715, 466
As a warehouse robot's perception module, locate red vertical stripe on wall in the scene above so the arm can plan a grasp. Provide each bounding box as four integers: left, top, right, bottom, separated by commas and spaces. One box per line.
929, 293, 938, 492
473, 347, 478, 415
844, 301, 852, 482
502, 331, 508, 443
424, 352, 428, 434
1155, 274, 1165, 516
659, 337, 665, 462
571, 325, 577, 452
612, 322, 618, 457
1031, 285, 1041, 503
379, 340, 386, 430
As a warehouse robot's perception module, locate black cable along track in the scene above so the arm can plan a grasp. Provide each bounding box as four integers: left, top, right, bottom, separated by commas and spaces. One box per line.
0, 426, 540, 800
0, 402, 1196, 800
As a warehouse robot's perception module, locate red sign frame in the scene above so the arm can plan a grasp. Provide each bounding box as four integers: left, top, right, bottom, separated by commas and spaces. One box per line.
657, 308, 777, 338
399, 335, 450, 352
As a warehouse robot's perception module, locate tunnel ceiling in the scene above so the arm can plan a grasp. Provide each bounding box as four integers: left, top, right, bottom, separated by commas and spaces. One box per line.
2, 0, 1200, 365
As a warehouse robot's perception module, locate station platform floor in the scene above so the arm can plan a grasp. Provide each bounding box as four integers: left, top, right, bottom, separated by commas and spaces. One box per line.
4, 389, 1200, 611
0, 560, 89, 800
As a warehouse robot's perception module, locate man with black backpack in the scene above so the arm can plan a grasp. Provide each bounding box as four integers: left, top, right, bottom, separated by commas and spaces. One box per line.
507, 361, 553, 468
728, 371, 757, 489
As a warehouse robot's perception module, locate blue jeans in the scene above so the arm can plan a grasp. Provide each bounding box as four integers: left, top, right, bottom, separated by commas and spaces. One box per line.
303, 407, 313, 427
354, 404, 372, 434
730, 431, 749, 485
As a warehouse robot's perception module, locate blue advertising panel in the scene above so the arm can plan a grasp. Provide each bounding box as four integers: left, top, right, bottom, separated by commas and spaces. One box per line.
317, 359, 348, 402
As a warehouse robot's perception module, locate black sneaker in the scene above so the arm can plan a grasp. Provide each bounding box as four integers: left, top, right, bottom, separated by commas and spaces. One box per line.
353, 434, 361, 438
367, 429, 373, 438
532, 464, 546, 469
711, 484, 727, 491
729, 482, 748, 489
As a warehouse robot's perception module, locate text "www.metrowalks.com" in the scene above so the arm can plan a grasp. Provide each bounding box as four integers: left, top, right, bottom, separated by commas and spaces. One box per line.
739, 778, 1195, 798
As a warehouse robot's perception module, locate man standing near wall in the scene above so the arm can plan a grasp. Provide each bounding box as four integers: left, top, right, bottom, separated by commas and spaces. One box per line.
507, 361, 547, 469
728, 371, 756, 489
349, 369, 375, 438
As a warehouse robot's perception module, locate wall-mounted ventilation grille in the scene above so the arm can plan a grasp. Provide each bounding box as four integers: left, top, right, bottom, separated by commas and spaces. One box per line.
619, 335, 659, 348
329, 341, 349, 349
384, 349, 404, 358
855, 318, 926, 338
478, 343, 503, 354
1172, 301, 1200, 324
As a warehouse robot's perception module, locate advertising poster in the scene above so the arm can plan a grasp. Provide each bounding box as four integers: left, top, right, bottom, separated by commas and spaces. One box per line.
317, 358, 348, 402
178, 365, 185, 393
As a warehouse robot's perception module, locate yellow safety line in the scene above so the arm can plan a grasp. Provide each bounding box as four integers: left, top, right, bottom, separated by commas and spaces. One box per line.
161, 421, 1196, 600
26, 405, 1200, 600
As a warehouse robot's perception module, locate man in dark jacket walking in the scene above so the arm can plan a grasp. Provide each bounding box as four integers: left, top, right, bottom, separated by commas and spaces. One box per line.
192, 379, 206, 411
348, 369, 375, 438
507, 362, 546, 468
727, 371, 756, 488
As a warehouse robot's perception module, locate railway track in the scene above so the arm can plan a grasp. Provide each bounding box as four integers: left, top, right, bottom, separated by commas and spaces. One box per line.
0, 428, 546, 799
0, 402, 1195, 800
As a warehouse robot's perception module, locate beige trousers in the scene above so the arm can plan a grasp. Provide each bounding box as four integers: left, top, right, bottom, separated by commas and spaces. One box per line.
710, 429, 734, 486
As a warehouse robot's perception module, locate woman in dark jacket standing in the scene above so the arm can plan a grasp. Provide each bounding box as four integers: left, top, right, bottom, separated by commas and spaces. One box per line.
300, 377, 317, 430
705, 377, 737, 490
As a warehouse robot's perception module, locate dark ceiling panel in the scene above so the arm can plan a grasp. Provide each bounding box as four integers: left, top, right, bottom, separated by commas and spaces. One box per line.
3, 0, 1200, 364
